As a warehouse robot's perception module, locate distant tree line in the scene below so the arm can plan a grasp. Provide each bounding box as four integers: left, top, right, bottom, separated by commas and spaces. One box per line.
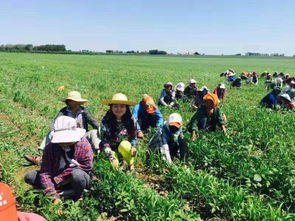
245, 52, 285, 57
0, 44, 66, 52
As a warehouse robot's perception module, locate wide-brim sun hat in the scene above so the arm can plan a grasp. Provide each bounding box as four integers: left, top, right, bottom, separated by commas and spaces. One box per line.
176, 82, 185, 92
167, 113, 182, 128
101, 93, 137, 106
62, 91, 88, 103
199, 86, 209, 91
51, 116, 86, 143
219, 83, 226, 89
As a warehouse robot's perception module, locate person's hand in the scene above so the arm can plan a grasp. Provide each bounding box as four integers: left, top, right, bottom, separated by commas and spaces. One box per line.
137, 131, 144, 139
53, 176, 62, 185
131, 147, 137, 157
52, 198, 63, 216
191, 131, 197, 141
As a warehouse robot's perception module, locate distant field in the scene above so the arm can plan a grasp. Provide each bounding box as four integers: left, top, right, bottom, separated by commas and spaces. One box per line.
0, 52, 294, 220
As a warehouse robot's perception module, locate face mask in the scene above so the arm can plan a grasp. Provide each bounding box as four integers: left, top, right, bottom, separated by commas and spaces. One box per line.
169, 125, 179, 133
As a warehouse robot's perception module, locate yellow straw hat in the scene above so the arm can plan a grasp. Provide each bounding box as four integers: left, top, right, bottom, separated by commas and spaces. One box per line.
62, 91, 88, 103
101, 93, 137, 106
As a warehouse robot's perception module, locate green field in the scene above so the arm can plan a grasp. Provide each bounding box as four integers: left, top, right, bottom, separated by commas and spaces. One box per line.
0, 52, 294, 220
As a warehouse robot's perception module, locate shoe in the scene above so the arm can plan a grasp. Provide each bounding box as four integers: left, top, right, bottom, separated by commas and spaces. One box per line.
24, 155, 42, 165
137, 131, 144, 139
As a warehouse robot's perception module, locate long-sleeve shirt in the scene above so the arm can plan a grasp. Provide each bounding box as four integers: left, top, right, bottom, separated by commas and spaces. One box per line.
50, 106, 99, 132
132, 103, 163, 132
261, 92, 278, 108
39, 137, 93, 199
213, 88, 226, 100
158, 89, 175, 106
148, 124, 183, 164
188, 105, 225, 132
184, 86, 197, 98
100, 114, 137, 152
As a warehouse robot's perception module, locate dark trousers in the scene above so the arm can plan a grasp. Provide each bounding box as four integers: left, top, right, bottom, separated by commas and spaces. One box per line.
168, 137, 188, 161
24, 169, 90, 201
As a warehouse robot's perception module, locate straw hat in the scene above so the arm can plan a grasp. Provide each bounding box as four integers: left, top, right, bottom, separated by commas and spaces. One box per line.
63, 91, 88, 103
0, 183, 18, 221
51, 116, 86, 143
101, 93, 137, 106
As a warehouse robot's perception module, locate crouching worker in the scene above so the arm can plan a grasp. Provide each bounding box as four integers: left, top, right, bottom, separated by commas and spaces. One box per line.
100, 93, 137, 170
188, 93, 227, 141
148, 113, 187, 164
25, 91, 100, 165
132, 94, 163, 139
24, 116, 93, 207
260, 86, 281, 110
158, 82, 177, 107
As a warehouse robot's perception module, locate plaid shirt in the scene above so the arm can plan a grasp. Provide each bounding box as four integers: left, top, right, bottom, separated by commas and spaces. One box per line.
39, 137, 93, 199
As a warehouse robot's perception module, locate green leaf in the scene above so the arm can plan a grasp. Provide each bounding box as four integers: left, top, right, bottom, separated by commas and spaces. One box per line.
254, 174, 262, 182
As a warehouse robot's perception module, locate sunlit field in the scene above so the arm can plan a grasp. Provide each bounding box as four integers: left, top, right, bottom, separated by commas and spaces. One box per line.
0, 52, 294, 220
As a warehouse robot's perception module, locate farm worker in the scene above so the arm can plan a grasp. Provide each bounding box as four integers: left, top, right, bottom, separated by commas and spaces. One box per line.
260, 86, 281, 109
100, 93, 137, 170
226, 72, 237, 82
191, 86, 209, 110
278, 94, 295, 110
184, 79, 198, 98
24, 116, 93, 206
175, 82, 185, 99
260, 71, 269, 78
282, 80, 295, 94
248, 72, 258, 85
213, 83, 226, 103
231, 77, 242, 88
0, 182, 46, 221
283, 74, 291, 84
148, 113, 187, 164
265, 74, 273, 90
132, 94, 164, 139
240, 71, 247, 80
25, 91, 100, 165
158, 82, 176, 107
187, 93, 227, 141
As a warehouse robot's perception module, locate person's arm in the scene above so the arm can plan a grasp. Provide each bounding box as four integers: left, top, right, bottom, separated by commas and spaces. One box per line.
159, 90, 168, 106
159, 127, 172, 164
154, 108, 163, 128
132, 104, 142, 132
83, 108, 99, 130
99, 118, 114, 160
39, 146, 59, 199
53, 139, 93, 185
189, 112, 199, 140
191, 97, 198, 110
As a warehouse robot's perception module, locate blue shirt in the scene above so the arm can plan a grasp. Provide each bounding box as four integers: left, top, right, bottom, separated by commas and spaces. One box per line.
132, 102, 163, 131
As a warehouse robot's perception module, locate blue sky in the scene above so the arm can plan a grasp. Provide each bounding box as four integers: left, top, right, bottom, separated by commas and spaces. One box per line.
1, 0, 295, 55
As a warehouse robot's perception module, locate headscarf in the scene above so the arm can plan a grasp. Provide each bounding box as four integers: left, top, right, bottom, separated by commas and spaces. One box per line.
203, 92, 219, 107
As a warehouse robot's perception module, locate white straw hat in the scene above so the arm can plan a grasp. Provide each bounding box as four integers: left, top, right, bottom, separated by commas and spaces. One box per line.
51, 116, 86, 143
101, 93, 137, 106
63, 91, 88, 103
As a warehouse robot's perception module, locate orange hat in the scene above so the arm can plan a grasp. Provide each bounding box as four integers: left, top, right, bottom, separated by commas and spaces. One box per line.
142, 94, 156, 114
0, 183, 18, 221
203, 92, 219, 107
